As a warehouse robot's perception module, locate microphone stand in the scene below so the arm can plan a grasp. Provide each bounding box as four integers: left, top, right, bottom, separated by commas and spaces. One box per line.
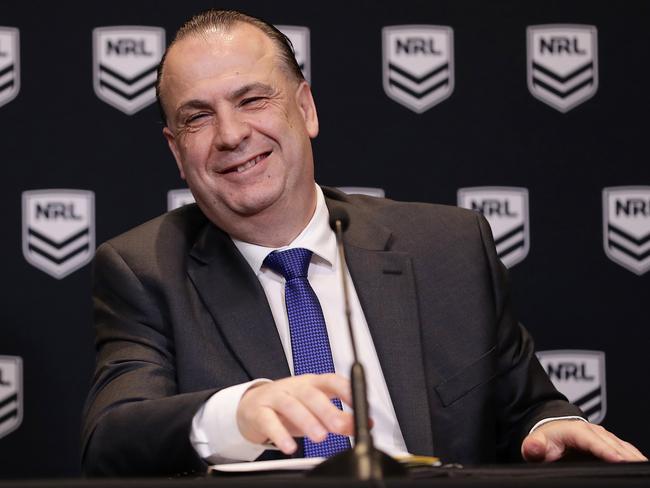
310, 217, 406, 479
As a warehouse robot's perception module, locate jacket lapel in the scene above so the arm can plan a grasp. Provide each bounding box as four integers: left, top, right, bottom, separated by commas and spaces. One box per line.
325, 193, 434, 456
187, 223, 290, 381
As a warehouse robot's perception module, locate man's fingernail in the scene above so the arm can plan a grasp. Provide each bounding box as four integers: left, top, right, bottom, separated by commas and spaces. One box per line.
279, 440, 295, 452
312, 427, 327, 440
527, 443, 544, 458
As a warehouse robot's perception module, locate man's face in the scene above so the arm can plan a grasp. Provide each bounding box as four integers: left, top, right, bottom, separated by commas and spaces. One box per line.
160, 23, 319, 236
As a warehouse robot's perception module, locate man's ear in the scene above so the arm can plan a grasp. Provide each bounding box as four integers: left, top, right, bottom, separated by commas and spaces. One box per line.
163, 127, 186, 180
295, 81, 319, 139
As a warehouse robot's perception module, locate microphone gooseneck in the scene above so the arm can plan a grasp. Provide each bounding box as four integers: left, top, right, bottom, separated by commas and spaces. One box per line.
310, 209, 406, 480
328, 207, 350, 233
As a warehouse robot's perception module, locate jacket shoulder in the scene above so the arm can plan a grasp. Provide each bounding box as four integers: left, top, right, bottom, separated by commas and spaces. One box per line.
95, 204, 208, 273
322, 186, 484, 239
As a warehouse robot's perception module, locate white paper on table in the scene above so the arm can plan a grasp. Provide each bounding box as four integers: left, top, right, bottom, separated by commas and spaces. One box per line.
210, 457, 325, 473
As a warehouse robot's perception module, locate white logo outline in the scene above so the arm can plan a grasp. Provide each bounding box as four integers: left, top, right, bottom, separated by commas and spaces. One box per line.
0, 27, 20, 108
275, 25, 311, 83
537, 350, 606, 424
602, 186, 650, 276
167, 188, 195, 211
93, 26, 165, 115
382, 25, 455, 113
0, 355, 23, 440
22, 189, 96, 279
527, 24, 598, 113
336, 187, 386, 198
457, 186, 530, 268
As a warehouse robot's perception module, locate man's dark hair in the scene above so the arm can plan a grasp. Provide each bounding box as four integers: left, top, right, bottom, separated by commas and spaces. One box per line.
156, 9, 305, 125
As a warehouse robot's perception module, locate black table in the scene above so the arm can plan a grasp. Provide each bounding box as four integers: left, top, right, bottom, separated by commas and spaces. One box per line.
2, 463, 650, 488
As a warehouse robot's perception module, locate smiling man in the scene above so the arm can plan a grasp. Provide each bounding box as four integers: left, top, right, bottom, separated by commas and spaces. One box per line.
160, 19, 319, 248
81, 10, 645, 476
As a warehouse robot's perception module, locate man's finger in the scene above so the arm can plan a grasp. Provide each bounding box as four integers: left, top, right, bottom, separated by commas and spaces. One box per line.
521, 431, 550, 462
523, 422, 622, 463
237, 374, 353, 447
592, 426, 648, 462
565, 425, 625, 461
619, 440, 648, 461
522, 429, 571, 462
253, 407, 297, 455
267, 388, 329, 442
588, 424, 633, 461
622, 440, 649, 462
307, 373, 354, 407
295, 384, 354, 436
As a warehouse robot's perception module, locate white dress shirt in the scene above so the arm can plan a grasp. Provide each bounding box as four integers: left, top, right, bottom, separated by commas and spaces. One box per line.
190, 186, 408, 463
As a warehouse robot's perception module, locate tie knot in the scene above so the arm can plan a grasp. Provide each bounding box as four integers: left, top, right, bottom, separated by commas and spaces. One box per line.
264, 248, 313, 281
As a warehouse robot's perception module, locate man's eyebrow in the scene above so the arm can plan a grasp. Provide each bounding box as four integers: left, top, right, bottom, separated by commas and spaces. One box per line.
175, 99, 212, 118
230, 82, 275, 100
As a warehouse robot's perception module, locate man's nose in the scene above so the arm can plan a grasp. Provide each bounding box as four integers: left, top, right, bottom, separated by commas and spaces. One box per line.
213, 111, 251, 150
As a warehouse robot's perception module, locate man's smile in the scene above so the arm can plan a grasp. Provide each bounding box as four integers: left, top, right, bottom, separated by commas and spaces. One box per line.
219, 151, 272, 174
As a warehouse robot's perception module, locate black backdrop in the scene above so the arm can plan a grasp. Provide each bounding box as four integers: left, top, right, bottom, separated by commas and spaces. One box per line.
1, 0, 648, 478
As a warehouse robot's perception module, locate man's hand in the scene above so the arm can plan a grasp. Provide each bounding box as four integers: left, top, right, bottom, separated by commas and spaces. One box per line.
522, 420, 647, 462
236, 373, 354, 455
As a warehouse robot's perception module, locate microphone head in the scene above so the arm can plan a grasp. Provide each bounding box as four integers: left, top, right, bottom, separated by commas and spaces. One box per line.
329, 208, 350, 232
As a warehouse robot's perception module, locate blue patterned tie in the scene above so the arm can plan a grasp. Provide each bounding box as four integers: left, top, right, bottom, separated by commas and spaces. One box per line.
264, 248, 351, 457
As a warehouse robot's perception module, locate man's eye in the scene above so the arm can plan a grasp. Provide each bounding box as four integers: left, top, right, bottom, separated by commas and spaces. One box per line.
186, 113, 209, 123
241, 97, 266, 107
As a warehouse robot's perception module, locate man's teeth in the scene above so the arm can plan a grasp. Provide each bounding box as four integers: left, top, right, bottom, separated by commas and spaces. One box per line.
236, 154, 265, 173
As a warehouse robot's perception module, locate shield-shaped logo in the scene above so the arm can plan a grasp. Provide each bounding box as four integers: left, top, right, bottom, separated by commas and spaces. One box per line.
457, 187, 530, 268
337, 187, 386, 198
22, 190, 95, 279
93, 26, 165, 115
602, 186, 650, 275
527, 24, 598, 113
167, 188, 195, 211
276, 26, 311, 83
0, 355, 23, 440
383, 25, 454, 113
0, 27, 20, 108
536, 350, 606, 424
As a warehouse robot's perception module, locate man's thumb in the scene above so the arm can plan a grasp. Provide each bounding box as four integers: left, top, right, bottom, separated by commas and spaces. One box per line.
522, 430, 548, 462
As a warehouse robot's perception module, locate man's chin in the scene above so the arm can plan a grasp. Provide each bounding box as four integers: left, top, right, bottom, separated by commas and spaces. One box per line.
231, 195, 279, 217
203, 193, 280, 222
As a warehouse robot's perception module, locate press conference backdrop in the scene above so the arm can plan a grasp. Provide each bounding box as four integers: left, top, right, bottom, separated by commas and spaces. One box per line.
1, 0, 648, 478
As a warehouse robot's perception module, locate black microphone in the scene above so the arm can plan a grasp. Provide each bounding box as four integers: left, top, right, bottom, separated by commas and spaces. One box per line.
310, 208, 405, 479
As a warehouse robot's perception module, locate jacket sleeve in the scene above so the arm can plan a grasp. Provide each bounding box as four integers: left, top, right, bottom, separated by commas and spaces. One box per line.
476, 214, 585, 460
81, 242, 217, 476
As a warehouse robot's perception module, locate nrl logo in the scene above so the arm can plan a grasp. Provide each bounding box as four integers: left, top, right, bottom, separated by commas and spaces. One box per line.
93, 26, 165, 115
527, 24, 598, 113
337, 187, 386, 198
167, 188, 195, 211
0, 27, 20, 108
602, 186, 650, 275
537, 350, 606, 424
383, 25, 454, 113
22, 190, 95, 279
0, 355, 23, 440
276, 25, 311, 83
457, 187, 530, 268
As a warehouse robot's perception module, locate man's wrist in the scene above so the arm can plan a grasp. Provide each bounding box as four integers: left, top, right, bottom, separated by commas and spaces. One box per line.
190, 379, 275, 463
529, 415, 588, 434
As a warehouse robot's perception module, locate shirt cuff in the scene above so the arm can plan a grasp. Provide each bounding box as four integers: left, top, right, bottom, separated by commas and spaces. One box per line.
190, 379, 275, 463
529, 415, 588, 434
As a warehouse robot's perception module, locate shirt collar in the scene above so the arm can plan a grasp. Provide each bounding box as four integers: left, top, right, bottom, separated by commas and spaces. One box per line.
231, 185, 337, 274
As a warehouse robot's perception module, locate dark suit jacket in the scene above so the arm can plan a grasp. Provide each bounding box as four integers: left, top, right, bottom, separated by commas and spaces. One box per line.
81, 187, 582, 476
